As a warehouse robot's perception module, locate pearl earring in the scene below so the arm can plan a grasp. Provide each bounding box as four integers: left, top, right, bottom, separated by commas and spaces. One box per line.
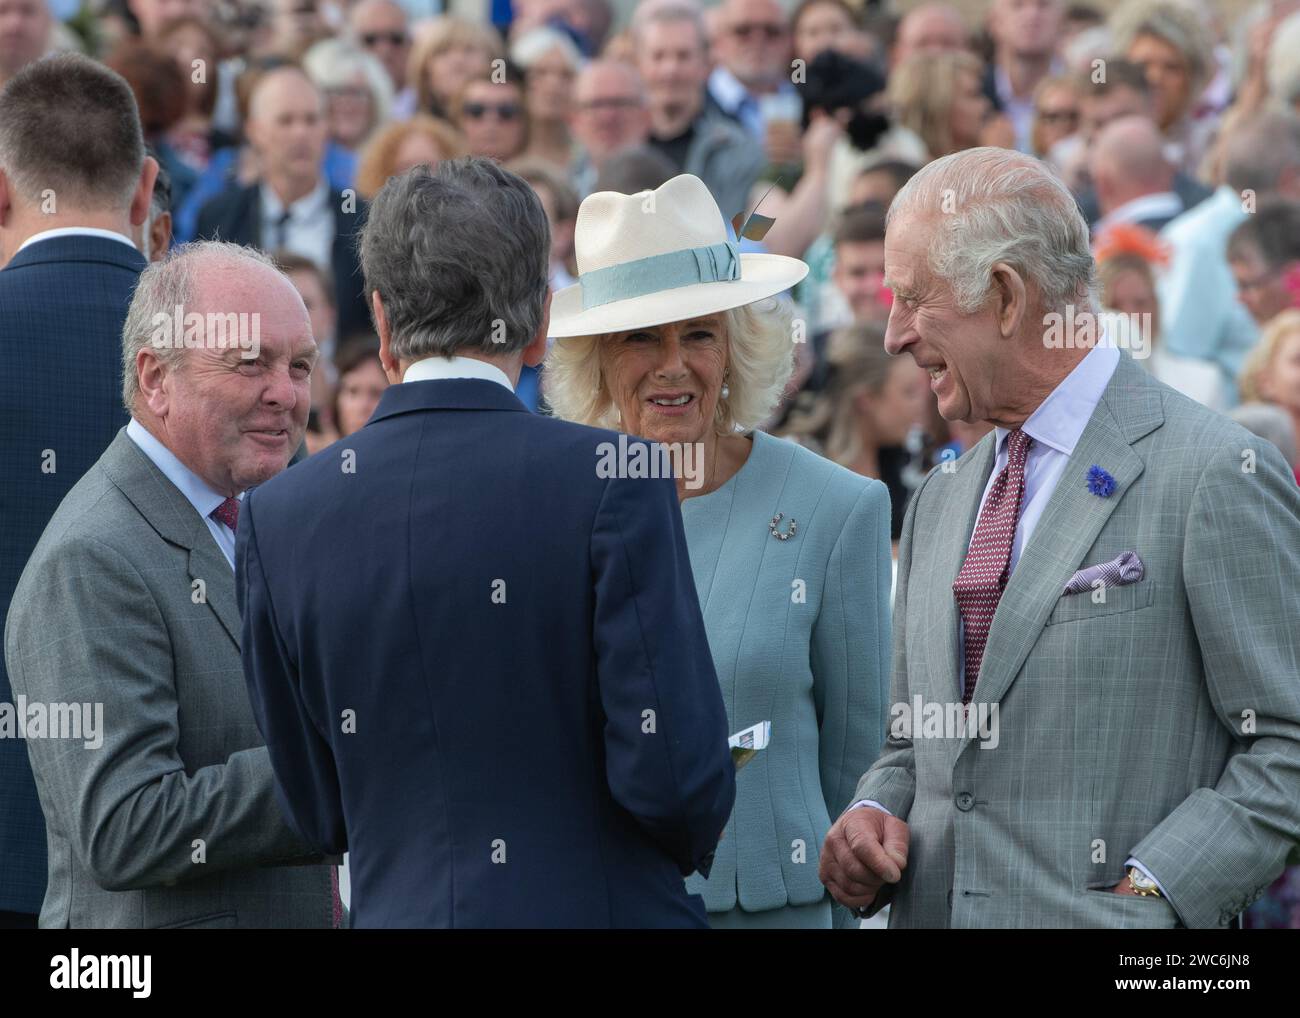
721, 377, 730, 399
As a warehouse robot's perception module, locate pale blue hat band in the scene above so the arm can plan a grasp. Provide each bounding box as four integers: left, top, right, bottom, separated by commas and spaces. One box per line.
578, 241, 740, 310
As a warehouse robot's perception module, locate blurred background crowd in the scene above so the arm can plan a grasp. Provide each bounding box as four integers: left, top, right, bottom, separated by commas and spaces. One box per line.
1, 0, 1299, 926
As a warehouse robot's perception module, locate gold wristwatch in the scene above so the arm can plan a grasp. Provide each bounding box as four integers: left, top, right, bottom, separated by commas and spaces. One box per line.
1127, 867, 1162, 897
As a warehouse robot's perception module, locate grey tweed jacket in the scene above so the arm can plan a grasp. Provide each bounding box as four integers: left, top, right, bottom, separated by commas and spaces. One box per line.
4, 429, 335, 928
855, 352, 1300, 929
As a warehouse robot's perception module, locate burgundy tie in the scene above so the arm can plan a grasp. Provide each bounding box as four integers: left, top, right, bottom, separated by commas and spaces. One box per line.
211, 497, 239, 532
952, 429, 1033, 705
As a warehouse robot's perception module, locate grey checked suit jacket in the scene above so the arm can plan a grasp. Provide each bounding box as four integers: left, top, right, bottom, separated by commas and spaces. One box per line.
4, 430, 335, 928
855, 352, 1300, 929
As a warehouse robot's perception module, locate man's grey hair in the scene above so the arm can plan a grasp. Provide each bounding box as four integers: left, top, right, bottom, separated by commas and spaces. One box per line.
0, 53, 144, 210
887, 146, 1096, 315
121, 242, 278, 412
359, 158, 550, 361
630, 0, 708, 52
1222, 109, 1300, 198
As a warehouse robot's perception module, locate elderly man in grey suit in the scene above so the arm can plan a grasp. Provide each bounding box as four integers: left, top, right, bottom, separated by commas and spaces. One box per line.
4, 241, 338, 928
819, 146, 1300, 929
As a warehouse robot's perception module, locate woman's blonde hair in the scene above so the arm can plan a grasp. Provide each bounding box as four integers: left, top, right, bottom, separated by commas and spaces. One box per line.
1109, 0, 1213, 100
408, 15, 505, 116
544, 297, 796, 435
779, 323, 895, 467
1240, 308, 1300, 404
355, 115, 467, 200
888, 49, 983, 159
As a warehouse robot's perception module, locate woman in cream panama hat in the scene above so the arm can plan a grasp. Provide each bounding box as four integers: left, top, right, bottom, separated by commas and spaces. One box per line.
545, 174, 891, 929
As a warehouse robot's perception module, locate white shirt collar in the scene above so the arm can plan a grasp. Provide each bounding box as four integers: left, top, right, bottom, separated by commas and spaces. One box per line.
260, 177, 330, 221
126, 417, 242, 522
1095, 191, 1181, 233
994, 343, 1120, 458
16, 227, 136, 254
402, 355, 514, 391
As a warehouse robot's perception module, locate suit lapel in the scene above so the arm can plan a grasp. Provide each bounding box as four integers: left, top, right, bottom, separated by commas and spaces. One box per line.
961, 354, 1164, 737
923, 435, 996, 704
101, 429, 242, 650
189, 541, 241, 650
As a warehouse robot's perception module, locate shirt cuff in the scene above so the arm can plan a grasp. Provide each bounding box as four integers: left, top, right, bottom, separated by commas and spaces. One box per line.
848, 799, 893, 816
1125, 857, 1172, 904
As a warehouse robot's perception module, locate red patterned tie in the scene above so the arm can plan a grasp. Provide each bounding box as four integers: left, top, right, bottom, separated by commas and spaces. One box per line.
952, 429, 1033, 705
211, 497, 240, 532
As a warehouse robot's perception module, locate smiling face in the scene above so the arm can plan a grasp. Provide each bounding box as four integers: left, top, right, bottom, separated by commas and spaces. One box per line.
599, 313, 728, 446
882, 213, 1008, 424
141, 262, 317, 495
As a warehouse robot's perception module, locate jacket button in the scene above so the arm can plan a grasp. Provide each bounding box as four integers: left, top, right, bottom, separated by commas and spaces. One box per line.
955, 792, 974, 811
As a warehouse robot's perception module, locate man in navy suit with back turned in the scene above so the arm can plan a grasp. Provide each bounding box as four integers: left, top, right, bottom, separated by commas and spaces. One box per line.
0, 53, 157, 928
238, 158, 736, 928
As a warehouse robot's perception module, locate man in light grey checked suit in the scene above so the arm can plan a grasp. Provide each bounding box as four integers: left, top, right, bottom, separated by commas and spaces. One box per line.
820, 146, 1300, 929
4, 242, 337, 927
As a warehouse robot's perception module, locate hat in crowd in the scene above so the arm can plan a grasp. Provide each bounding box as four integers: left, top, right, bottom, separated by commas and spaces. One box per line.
547, 174, 809, 339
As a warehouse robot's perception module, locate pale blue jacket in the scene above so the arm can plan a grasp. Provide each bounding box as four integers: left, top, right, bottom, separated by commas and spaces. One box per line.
682, 431, 892, 923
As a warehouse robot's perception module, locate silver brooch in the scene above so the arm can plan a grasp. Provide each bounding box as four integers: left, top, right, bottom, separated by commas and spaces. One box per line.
769, 513, 797, 541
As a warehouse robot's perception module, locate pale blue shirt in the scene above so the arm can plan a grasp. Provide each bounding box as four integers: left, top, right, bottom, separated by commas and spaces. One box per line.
706, 65, 798, 140
126, 418, 242, 570
1157, 185, 1258, 390
977, 343, 1120, 574
852, 346, 1174, 904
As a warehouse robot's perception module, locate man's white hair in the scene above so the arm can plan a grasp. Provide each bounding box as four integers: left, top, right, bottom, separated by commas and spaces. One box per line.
121, 241, 279, 413
886, 146, 1096, 315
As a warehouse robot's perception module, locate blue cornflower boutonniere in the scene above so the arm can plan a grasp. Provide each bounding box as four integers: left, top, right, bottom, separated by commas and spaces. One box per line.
1087, 465, 1116, 497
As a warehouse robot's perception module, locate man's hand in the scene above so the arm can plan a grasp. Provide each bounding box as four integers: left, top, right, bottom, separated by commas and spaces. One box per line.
819, 806, 909, 911
1111, 877, 1139, 896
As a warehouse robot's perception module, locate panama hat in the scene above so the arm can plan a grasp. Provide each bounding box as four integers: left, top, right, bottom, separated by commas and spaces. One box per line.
546, 174, 809, 338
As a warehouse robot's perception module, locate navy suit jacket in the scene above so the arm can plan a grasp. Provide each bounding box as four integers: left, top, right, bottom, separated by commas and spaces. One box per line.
194, 182, 371, 343
0, 235, 145, 914
237, 378, 736, 927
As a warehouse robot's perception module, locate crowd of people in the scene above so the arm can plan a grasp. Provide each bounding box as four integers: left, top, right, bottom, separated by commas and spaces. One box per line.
1, 0, 1299, 931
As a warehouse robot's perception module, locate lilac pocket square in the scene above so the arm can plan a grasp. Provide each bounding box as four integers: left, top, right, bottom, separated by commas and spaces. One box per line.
1062, 551, 1144, 596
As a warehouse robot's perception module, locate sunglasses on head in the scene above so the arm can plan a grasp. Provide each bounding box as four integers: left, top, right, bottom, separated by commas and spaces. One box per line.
362, 31, 406, 47
463, 101, 522, 121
